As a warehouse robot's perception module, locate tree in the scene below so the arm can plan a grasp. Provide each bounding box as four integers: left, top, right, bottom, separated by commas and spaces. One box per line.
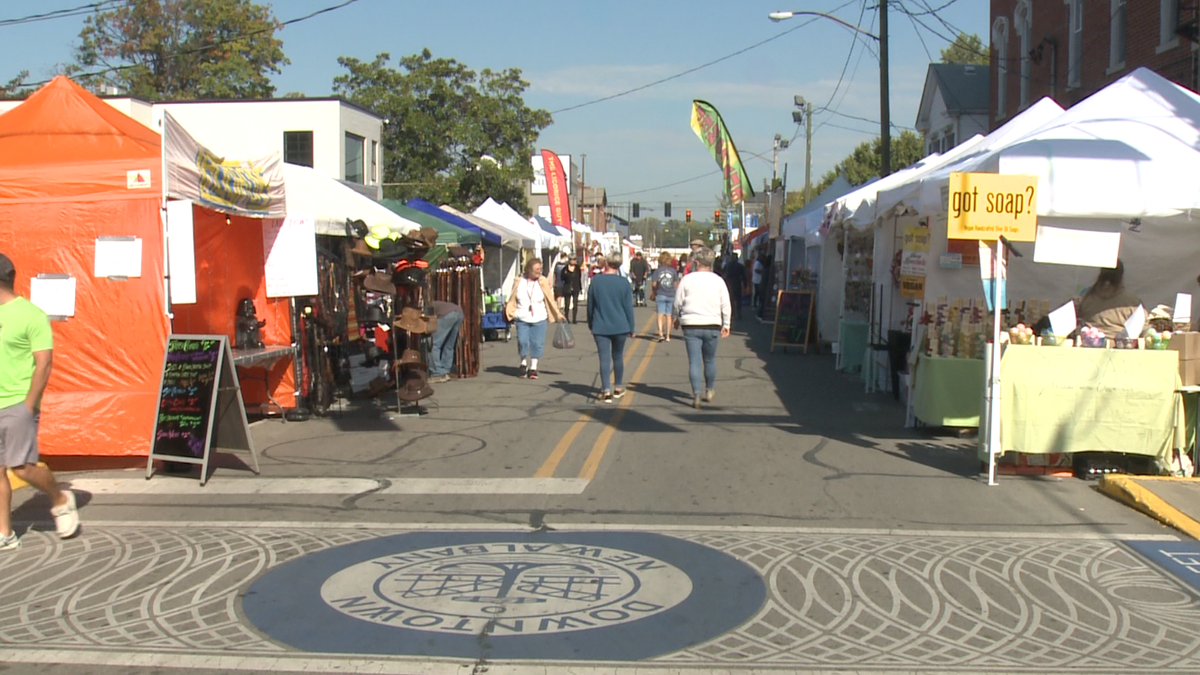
72, 0, 288, 100
940, 32, 988, 65
0, 71, 31, 99
334, 50, 552, 214
816, 130, 926, 189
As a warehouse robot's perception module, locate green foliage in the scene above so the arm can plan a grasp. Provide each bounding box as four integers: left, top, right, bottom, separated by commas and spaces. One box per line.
334, 49, 553, 214
940, 33, 988, 65
0, 71, 31, 99
72, 0, 287, 100
816, 130, 926, 189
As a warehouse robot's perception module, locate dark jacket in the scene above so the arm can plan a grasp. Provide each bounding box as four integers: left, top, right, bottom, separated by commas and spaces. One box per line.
587, 273, 636, 336
629, 257, 650, 282
560, 265, 583, 295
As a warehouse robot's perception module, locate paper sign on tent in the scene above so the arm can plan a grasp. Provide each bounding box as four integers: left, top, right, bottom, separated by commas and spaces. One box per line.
1175, 293, 1192, 325
1124, 305, 1146, 339
1048, 302, 1077, 338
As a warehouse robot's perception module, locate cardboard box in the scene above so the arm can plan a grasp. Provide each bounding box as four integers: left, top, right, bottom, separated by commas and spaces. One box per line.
1183, 359, 1200, 387
1168, 332, 1200, 361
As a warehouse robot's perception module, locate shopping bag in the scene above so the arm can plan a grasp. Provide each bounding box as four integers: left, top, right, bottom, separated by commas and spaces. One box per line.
553, 322, 576, 349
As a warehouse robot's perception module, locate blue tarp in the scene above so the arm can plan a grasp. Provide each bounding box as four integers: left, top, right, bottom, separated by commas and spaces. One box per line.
405, 198, 501, 246
532, 215, 561, 237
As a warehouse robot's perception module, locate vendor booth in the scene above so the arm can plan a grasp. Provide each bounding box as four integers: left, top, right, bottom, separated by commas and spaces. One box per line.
862, 68, 1200, 475
0, 76, 168, 457
780, 176, 853, 343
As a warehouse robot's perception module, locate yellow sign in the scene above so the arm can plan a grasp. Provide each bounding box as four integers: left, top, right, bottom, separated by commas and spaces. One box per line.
946, 172, 1038, 242
900, 226, 930, 299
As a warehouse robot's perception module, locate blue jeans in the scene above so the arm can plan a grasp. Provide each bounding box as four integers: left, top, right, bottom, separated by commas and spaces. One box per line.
515, 319, 548, 359
683, 327, 720, 395
656, 296, 675, 315
430, 309, 463, 377
593, 333, 628, 392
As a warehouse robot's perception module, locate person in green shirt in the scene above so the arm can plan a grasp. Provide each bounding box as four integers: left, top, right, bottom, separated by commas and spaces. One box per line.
0, 253, 80, 550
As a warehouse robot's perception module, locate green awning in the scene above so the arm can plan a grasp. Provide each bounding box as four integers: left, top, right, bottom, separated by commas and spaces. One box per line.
380, 199, 480, 246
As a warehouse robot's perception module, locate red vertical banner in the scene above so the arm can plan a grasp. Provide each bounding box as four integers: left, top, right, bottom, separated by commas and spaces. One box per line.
541, 149, 572, 231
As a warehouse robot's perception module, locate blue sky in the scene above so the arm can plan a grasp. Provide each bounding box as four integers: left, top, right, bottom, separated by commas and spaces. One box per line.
0, 0, 987, 215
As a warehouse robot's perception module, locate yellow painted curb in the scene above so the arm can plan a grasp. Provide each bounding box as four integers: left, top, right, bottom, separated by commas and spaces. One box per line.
1099, 475, 1200, 540
5, 462, 48, 491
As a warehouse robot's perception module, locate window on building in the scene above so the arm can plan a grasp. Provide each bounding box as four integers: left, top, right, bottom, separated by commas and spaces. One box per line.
1066, 0, 1083, 89
371, 140, 379, 184
1161, 0, 1181, 51
345, 132, 364, 184
942, 131, 957, 153
992, 17, 1009, 120
926, 133, 939, 157
1015, 0, 1032, 109
1109, 0, 1127, 71
283, 131, 313, 168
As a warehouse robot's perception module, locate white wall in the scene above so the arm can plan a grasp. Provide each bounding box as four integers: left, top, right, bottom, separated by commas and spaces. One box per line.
153, 99, 382, 199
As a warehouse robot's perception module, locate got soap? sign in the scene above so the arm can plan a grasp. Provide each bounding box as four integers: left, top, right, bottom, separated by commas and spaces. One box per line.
947, 172, 1038, 242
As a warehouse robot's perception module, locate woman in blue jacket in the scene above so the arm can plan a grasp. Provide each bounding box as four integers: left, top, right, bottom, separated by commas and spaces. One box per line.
587, 251, 636, 403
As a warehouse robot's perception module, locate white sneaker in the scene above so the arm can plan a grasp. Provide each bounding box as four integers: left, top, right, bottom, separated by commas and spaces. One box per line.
0, 531, 18, 551
51, 489, 80, 539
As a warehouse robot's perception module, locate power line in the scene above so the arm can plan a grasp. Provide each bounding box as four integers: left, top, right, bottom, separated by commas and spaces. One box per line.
608, 170, 722, 198
816, 0, 872, 114
0, 1, 124, 28
19, 0, 362, 88
550, 0, 861, 115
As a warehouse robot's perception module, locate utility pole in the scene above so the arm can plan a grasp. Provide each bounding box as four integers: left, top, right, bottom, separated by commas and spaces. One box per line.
804, 99, 813, 203
578, 153, 586, 224
879, 0, 891, 176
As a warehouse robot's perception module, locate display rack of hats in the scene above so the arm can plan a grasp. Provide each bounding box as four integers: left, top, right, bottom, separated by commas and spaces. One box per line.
343, 220, 441, 411
429, 251, 483, 378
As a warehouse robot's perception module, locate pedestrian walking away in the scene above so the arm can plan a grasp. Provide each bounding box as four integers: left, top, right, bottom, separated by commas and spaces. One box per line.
587, 251, 636, 404
559, 258, 583, 324
629, 252, 650, 307
722, 252, 747, 321
505, 258, 565, 379
428, 300, 463, 383
650, 251, 680, 342
673, 247, 731, 409
0, 252, 80, 551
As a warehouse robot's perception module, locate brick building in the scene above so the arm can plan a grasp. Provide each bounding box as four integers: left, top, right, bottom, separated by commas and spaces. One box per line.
990, 0, 1198, 128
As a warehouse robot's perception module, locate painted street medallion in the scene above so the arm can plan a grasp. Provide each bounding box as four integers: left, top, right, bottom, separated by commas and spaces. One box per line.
242, 531, 765, 660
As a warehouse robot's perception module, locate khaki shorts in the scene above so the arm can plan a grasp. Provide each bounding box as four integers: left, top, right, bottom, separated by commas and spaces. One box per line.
0, 402, 38, 468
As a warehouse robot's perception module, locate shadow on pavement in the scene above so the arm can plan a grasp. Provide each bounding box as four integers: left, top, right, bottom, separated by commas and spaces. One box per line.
737, 314, 971, 475
580, 407, 683, 433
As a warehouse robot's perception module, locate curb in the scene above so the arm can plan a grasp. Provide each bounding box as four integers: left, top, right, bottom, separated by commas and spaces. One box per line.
1098, 475, 1200, 540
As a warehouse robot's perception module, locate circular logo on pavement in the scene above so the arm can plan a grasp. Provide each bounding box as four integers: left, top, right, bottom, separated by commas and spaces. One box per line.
243, 531, 764, 660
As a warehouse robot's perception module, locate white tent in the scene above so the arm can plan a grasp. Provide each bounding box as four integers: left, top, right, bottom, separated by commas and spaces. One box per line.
918, 69, 1200, 220
282, 163, 420, 236
876, 97, 1064, 220
781, 175, 855, 241
832, 148, 973, 232
443, 204, 525, 248
474, 198, 544, 252
916, 67, 1200, 326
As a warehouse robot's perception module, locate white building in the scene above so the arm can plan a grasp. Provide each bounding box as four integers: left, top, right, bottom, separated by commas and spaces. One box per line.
0, 96, 383, 199
914, 63, 989, 157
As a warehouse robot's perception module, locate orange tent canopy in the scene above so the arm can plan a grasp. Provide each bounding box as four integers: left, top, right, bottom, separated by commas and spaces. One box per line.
0, 76, 161, 203
0, 76, 168, 456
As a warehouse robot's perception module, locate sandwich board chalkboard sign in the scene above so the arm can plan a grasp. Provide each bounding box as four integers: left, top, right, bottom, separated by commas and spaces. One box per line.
145, 335, 260, 485
771, 290, 816, 353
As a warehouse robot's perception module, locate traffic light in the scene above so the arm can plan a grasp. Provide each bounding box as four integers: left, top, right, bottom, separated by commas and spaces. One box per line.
714, 209, 721, 222
632, 203, 640, 218
664, 202, 671, 218
685, 209, 692, 223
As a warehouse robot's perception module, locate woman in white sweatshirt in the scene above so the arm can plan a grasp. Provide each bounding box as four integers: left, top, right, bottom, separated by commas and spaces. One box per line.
672, 246, 731, 409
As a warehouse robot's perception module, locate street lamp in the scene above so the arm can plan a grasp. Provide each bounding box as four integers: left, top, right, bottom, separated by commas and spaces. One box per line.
769, 7, 891, 176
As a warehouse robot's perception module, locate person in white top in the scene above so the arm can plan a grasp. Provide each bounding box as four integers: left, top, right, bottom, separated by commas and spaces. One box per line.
672, 246, 731, 409
505, 258, 564, 379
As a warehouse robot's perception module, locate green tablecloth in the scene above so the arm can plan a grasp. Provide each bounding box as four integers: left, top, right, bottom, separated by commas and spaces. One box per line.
838, 320, 868, 373
996, 346, 1185, 466
912, 354, 986, 427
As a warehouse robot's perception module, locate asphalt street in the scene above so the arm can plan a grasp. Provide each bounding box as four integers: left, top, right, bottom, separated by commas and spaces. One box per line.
3, 305, 1197, 675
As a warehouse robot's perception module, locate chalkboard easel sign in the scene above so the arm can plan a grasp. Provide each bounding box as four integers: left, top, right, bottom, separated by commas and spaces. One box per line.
771, 290, 817, 354
146, 335, 260, 485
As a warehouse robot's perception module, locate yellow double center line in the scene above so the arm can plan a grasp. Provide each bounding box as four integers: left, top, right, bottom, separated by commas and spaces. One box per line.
535, 313, 659, 480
